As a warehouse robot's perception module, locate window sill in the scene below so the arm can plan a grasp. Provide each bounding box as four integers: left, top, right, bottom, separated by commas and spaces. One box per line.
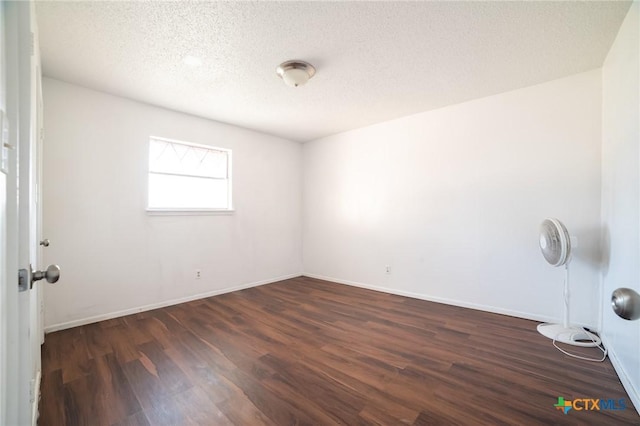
146, 208, 235, 216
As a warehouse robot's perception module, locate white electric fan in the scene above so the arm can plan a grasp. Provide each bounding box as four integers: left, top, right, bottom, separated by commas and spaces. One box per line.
537, 218, 601, 347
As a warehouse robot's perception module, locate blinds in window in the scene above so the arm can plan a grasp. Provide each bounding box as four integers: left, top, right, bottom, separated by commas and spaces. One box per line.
149, 138, 228, 179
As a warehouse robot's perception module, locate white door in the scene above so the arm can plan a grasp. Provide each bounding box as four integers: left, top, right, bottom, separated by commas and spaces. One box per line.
24, 5, 46, 425
0, 3, 9, 423
2, 1, 52, 425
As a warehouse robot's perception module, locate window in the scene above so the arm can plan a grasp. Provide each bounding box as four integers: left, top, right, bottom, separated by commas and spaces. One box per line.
147, 137, 232, 212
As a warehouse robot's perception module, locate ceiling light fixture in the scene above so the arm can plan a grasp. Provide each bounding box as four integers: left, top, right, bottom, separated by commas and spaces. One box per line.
276, 60, 316, 88
182, 55, 202, 67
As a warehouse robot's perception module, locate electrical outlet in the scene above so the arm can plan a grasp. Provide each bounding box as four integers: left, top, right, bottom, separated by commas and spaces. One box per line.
195, 270, 201, 279
385, 265, 391, 274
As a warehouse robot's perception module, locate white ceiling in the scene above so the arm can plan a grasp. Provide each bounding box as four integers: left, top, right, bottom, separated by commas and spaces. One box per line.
36, 1, 631, 142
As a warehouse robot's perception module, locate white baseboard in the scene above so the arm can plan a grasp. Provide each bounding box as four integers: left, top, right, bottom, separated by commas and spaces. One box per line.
44, 273, 302, 333
303, 273, 568, 325
601, 334, 640, 415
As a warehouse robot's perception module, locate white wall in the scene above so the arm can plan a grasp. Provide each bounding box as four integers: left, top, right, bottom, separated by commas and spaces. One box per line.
601, 1, 640, 412
303, 70, 603, 326
42, 78, 302, 330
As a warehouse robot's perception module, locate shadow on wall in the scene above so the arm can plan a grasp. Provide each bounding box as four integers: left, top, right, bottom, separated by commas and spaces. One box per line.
571, 225, 607, 272
599, 225, 611, 276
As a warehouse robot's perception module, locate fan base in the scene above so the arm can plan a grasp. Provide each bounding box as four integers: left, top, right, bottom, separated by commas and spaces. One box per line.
537, 323, 601, 347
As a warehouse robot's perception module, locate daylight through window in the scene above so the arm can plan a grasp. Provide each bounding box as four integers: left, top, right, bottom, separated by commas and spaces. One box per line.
148, 137, 232, 210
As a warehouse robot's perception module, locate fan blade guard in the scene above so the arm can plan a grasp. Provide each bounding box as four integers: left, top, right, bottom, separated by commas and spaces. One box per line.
539, 218, 571, 267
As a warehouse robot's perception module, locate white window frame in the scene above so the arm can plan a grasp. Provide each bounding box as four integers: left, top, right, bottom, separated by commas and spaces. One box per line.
146, 136, 234, 215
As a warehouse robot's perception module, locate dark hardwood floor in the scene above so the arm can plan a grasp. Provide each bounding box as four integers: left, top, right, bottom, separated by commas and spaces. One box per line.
39, 276, 638, 425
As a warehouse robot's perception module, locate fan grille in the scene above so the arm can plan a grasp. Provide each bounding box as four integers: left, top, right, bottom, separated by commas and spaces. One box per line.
539, 218, 571, 267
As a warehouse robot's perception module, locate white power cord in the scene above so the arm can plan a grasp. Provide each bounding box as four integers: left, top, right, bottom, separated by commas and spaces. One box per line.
552, 328, 607, 362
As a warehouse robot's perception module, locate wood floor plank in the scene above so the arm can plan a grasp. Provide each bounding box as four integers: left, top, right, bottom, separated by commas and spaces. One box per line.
110, 411, 150, 426
91, 352, 142, 425
358, 403, 418, 425
215, 395, 277, 426
39, 277, 639, 425
106, 325, 142, 365
83, 322, 114, 360
57, 327, 93, 384
253, 353, 363, 425
38, 370, 65, 425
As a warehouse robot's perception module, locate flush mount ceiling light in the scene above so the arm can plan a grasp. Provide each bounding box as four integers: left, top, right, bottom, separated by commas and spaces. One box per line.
276, 60, 316, 88
182, 55, 202, 67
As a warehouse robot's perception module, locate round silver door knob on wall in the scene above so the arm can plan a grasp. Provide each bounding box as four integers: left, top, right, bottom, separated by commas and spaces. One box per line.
611, 288, 640, 321
18, 264, 62, 292
32, 264, 61, 284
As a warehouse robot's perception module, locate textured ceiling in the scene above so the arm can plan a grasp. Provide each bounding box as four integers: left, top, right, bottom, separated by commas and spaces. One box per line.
36, 1, 631, 142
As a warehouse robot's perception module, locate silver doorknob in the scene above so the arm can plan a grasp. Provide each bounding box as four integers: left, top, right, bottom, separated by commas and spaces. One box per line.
18, 264, 62, 291
611, 288, 640, 321
39, 239, 50, 247
32, 264, 60, 284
